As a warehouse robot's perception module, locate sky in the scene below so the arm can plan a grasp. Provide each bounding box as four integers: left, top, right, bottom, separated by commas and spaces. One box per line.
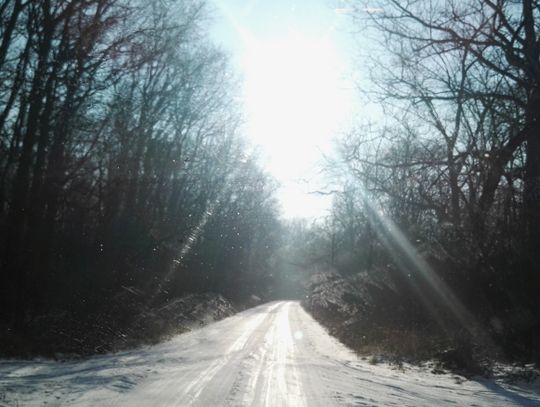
209, 0, 359, 219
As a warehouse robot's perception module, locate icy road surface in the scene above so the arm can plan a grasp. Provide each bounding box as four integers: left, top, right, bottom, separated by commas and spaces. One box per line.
2, 301, 540, 406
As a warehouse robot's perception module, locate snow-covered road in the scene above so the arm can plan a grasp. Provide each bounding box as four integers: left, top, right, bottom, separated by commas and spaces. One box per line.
1, 301, 539, 406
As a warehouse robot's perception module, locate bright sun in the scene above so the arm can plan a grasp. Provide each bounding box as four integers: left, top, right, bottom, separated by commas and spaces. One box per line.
241, 32, 351, 217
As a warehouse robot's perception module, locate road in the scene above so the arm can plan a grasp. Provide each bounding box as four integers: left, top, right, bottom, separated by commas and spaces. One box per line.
1, 301, 540, 406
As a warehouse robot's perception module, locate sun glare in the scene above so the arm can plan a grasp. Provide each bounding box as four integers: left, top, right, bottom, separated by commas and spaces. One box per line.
243, 33, 348, 172
240, 33, 351, 217
211, 0, 354, 218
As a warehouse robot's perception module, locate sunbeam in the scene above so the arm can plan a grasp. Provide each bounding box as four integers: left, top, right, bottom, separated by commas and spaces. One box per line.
354, 185, 496, 349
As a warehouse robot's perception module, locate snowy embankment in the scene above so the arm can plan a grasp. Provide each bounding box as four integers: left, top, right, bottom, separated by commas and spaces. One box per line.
1, 301, 539, 406
1, 292, 236, 358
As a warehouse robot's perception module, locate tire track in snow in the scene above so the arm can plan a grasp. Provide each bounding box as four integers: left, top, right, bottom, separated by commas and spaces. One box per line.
241, 301, 306, 407
170, 302, 284, 406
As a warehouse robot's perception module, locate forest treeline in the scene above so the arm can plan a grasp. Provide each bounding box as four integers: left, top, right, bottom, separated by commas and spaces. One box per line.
301, 0, 540, 365
0, 0, 280, 353
2, 0, 539, 366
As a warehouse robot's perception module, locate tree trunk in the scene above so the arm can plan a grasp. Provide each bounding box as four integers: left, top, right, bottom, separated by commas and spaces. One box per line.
522, 84, 540, 299
4, 2, 54, 321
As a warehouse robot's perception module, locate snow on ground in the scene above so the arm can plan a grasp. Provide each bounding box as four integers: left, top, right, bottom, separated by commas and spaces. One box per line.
1, 301, 539, 406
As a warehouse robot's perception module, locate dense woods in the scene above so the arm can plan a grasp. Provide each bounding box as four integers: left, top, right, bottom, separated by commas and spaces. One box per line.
301, 0, 540, 366
1, 0, 539, 370
0, 0, 280, 354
